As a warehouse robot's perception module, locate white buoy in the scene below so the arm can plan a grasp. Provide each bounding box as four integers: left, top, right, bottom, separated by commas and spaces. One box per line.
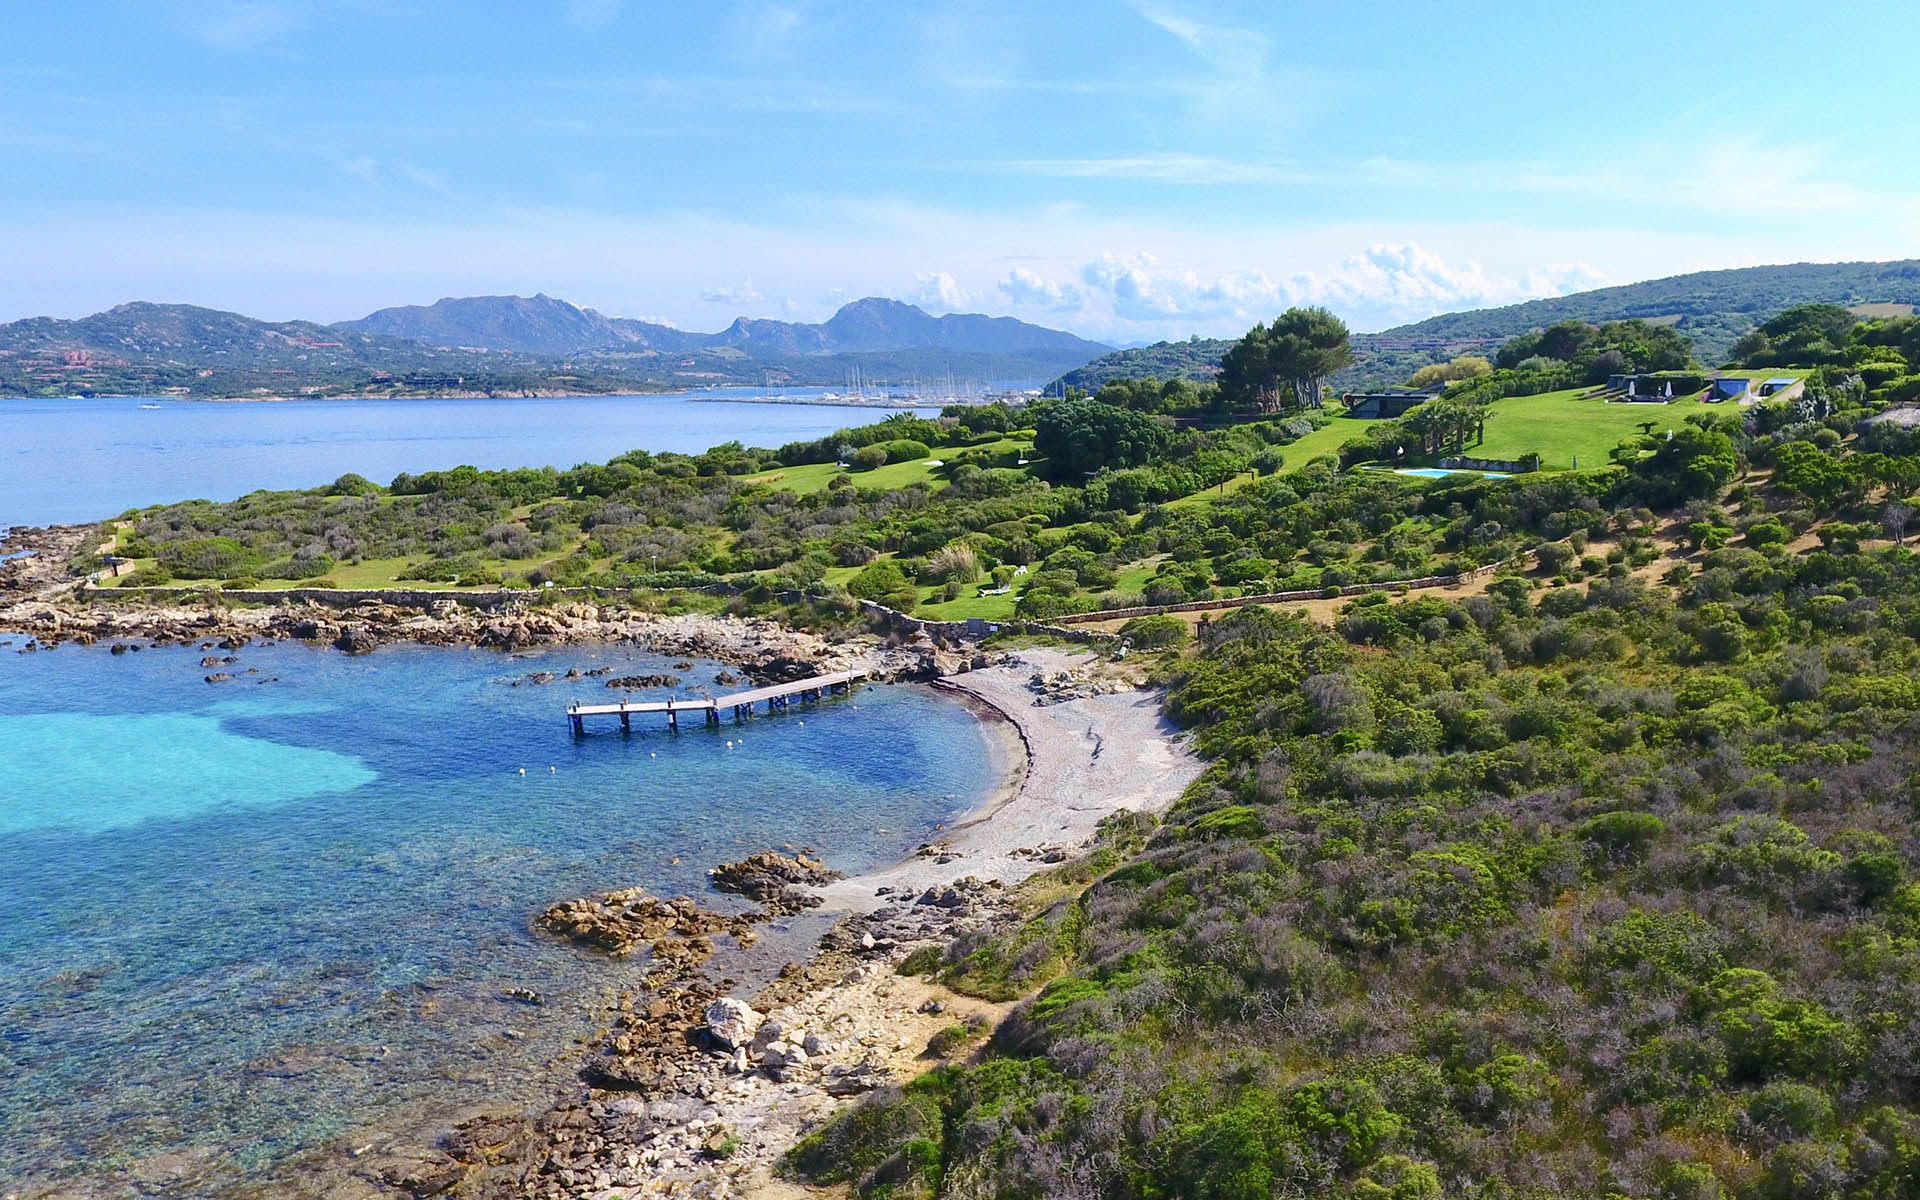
549, 766, 556, 773
518, 768, 526, 776
650, 752, 657, 758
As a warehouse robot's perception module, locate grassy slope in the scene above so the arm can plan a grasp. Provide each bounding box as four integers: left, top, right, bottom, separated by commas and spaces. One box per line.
741, 437, 1033, 495
1284, 375, 1810, 476
1278, 416, 1384, 471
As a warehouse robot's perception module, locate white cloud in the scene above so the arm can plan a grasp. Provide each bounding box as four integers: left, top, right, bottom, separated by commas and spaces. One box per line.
1293, 243, 1616, 326
914, 270, 970, 311
998, 267, 1081, 311
1128, 3, 1268, 84
1064, 244, 1618, 334
700, 278, 764, 305
1079, 251, 1283, 322
564, 0, 623, 31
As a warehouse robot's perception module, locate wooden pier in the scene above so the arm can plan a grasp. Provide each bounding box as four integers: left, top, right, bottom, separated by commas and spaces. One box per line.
567, 668, 868, 735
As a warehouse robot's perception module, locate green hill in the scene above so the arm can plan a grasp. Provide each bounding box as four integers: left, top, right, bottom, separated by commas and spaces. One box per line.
1388, 259, 1920, 365
1059, 259, 1920, 393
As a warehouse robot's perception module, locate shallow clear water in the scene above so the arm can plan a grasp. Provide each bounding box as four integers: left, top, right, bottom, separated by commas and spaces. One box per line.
0, 638, 993, 1193
0, 389, 943, 528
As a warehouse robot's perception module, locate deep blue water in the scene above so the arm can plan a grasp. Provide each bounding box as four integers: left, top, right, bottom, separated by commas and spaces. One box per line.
0, 389, 941, 528
0, 638, 993, 1193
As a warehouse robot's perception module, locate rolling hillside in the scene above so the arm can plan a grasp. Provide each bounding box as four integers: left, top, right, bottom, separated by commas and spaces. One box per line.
1060, 259, 1920, 393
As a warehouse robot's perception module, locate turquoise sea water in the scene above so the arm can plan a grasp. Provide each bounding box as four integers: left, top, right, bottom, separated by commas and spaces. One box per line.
0, 638, 993, 1194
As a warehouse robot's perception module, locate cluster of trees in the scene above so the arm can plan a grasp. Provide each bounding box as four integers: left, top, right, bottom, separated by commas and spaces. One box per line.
1405, 354, 1493, 388
1218, 308, 1356, 412
1732, 304, 1863, 368
1494, 317, 1695, 383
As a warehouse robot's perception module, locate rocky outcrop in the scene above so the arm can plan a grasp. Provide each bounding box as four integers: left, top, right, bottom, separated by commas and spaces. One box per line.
604, 673, 680, 690
536, 888, 758, 958
1027, 666, 1122, 706
707, 851, 845, 915
332, 625, 380, 654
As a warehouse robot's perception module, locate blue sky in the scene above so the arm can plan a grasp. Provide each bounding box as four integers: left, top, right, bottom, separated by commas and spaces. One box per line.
3, 1, 1918, 340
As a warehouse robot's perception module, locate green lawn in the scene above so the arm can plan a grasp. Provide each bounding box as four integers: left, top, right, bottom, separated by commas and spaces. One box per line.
913, 588, 1020, 620
1110, 556, 1167, 594
1163, 471, 1263, 508
1278, 418, 1383, 472
742, 437, 1033, 495
1291, 379, 1811, 479
1472, 387, 1721, 471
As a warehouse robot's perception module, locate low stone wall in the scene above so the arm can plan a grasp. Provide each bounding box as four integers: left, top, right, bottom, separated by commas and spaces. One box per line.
79, 584, 559, 609
1438, 454, 1539, 473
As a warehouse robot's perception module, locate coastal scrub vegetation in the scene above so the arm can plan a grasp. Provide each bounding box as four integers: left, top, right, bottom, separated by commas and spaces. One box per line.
766, 320, 1920, 1198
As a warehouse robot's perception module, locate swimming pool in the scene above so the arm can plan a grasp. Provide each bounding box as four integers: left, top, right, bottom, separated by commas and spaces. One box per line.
1390, 467, 1511, 479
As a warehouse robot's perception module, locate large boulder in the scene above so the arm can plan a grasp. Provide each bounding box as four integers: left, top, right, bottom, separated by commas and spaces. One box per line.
703, 997, 764, 1050
333, 625, 380, 655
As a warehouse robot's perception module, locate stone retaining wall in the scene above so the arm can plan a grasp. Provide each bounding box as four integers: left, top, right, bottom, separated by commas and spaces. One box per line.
79, 585, 562, 609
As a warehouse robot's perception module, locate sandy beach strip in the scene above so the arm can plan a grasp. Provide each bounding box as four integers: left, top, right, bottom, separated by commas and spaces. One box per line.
813, 646, 1203, 909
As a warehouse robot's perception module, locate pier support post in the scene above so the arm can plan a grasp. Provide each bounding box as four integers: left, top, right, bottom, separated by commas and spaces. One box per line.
667, 701, 678, 732
706, 708, 719, 726
619, 708, 630, 733
570, 712, 583, 736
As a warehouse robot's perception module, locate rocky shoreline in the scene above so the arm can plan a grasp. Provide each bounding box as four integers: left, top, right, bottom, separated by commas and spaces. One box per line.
338, 650, 1202, 1200
0, 592, 961, 688
0, 548, 1200, 1199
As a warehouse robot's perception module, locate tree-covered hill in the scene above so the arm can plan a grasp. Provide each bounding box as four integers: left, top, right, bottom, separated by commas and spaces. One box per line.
1060, 260, 1920, 393
1389, 259, 1920, 366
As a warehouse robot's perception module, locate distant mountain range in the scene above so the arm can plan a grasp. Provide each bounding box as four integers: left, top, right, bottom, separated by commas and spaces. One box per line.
340, 294, 1108, 360
1060, 259, 1920, 393
0, 296, 1113, 400
15, 261, 1920, 402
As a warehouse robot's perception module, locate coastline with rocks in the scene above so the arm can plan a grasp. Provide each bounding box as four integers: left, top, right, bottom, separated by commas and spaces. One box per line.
348, 648, 1200, 1200
2, 541, 1200, 1198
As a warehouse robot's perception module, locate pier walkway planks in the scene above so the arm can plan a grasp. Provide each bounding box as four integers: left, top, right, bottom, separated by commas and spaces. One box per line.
566, 668, 867, 734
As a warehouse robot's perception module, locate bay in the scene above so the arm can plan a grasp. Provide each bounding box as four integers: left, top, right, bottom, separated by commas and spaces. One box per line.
0, 638, 994, 1194
0, 389, 940, 528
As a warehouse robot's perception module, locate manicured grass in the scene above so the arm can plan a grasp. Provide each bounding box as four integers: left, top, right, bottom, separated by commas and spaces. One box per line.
1163, 471, 1262, 508
913, 588, 1020, 620
1274, 377, 1814, 481
1472, 387, 1721, 472
1278, 418, 1384, 472
1109, 556, 1167, 595
742, 438, 1033, 496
